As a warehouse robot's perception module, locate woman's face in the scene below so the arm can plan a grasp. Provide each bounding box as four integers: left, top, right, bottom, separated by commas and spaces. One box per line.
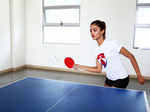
90, 24, 104, 40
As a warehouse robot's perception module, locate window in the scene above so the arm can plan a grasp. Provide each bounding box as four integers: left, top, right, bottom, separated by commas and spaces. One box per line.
43, 0, 80, 44
134, 0, 150, 49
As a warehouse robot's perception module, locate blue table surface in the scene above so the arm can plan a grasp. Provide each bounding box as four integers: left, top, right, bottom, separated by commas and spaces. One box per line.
0, 77, 149, 112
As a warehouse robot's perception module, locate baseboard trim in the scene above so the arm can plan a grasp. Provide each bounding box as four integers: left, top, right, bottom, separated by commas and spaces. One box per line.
25, 65, 150, 80
0, 68, 12, 74
1, 64, 150, 80
129, 74, 150, 80
12, 65, 26, 72
0, 65, 25, 74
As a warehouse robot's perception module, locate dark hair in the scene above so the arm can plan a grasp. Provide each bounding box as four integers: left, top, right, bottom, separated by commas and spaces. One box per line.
90, 20, 106, 40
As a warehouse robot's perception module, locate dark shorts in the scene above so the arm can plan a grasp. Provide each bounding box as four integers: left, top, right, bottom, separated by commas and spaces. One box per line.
105, 76, 129, 88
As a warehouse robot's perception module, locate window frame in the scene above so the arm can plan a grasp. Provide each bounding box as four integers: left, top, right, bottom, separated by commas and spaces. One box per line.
42, 0, 80, 44
134, 1, 150, 49
42, 0, 80, 27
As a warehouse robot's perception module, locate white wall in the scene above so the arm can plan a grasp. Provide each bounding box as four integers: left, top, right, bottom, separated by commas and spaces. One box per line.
25, 0, 150, 76
10, 0, 25, 68
0, 0, 11, 71
0, 0, 25, 71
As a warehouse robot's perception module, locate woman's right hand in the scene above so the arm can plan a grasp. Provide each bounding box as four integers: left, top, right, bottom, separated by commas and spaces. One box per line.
73, 64, 80, 70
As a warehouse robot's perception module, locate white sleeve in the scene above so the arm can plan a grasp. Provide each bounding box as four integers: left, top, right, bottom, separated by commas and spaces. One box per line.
113, 40, 123, 53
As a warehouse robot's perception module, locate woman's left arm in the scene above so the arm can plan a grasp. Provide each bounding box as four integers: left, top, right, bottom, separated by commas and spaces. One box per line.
120, 47, 145, 84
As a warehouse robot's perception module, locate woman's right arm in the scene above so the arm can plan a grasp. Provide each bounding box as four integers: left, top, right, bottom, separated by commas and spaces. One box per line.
74, 60, 102, 73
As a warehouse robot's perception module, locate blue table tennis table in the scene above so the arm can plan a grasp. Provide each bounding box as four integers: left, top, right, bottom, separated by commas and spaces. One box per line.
0, 77, 149, 112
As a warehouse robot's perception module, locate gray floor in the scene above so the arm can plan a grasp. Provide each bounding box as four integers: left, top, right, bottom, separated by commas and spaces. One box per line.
0, 68, 150, 106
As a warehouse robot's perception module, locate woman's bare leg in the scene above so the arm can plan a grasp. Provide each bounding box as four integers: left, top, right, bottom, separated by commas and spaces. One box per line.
104, 83, 117, 88
104, 83, 111, 87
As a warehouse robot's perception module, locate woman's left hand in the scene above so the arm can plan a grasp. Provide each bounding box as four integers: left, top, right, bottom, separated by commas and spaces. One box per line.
137, 75, 145, 85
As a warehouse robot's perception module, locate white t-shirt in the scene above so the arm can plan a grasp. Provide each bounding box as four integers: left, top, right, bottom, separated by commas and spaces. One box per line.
95, 40, 128, 80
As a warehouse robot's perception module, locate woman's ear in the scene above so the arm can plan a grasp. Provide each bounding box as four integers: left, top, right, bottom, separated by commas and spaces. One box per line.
100, 29, 105, 35
101, 29, 104, 34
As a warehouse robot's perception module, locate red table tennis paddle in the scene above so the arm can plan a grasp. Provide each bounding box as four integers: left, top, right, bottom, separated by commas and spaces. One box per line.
64, 57, 75, 68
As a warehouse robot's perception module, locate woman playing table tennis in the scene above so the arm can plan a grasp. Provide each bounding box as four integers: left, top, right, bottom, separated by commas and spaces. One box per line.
74, 20, 144, 88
